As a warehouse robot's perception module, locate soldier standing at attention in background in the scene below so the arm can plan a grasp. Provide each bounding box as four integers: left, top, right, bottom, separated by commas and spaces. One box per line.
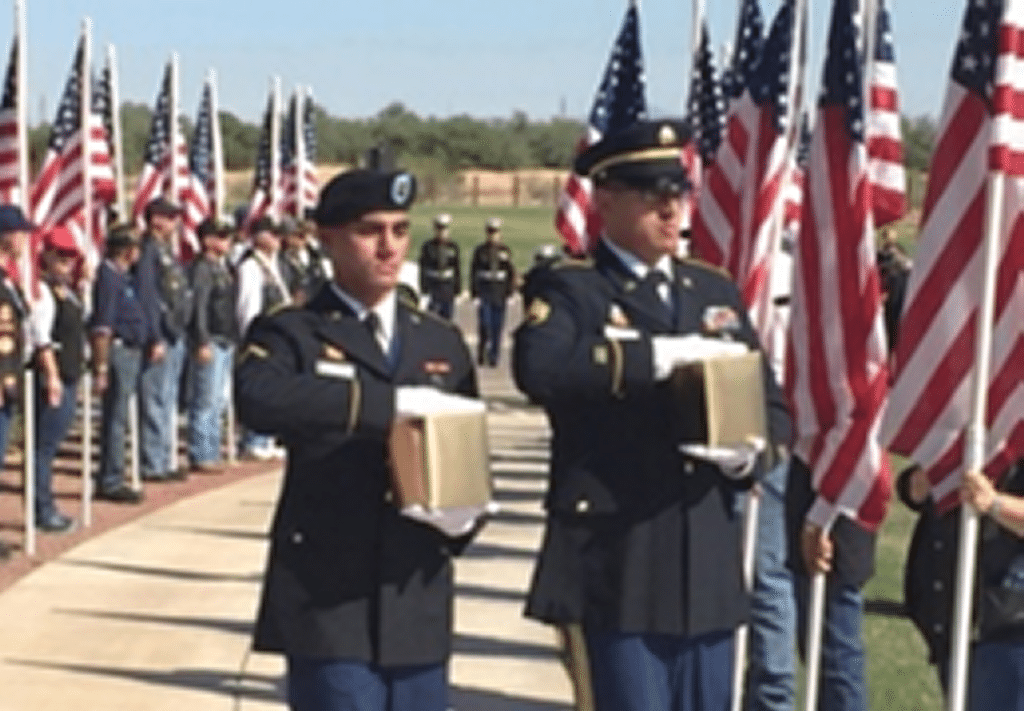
418, 213, 461, 321
469, 217, 515, 367
513, 120, 791, 711
234, 167, 483, 711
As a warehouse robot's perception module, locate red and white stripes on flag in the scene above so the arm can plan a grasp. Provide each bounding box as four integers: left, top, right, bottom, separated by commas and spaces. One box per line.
787, 0, 891, 530
866, 0, 907, 226
280, 88, 318, 219
691, 0, 800, 346
554, 0, 646, 255
883, 0, 1024, 513
131, 61, 188, 231
29, 33, 115, 278
180, 80, 217, 258
0, 39, 19, 206
244, 87, 281, 229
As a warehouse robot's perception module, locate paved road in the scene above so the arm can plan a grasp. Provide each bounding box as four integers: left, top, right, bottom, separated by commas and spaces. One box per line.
0, 298, 575, 710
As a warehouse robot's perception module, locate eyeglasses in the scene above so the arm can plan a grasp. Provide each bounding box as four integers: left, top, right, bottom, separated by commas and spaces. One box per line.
606, 182, 686, 207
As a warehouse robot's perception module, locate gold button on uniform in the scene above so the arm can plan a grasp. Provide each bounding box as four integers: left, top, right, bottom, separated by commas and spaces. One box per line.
576, 499, 590, 513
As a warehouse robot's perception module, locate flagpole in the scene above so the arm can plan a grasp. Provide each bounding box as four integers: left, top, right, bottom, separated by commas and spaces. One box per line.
270, 76, 281, 220
13, 0, 34, 556
168, 52, 181, 474
208, 69, 225, 221
947, 112, 1005, 711
294, 86, 305, 219
106, 44, 125, 223
78, 18, 94, 530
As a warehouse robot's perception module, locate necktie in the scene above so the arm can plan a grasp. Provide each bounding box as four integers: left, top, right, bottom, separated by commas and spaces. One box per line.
644, 271, 674, 322
363, 311, 384, 353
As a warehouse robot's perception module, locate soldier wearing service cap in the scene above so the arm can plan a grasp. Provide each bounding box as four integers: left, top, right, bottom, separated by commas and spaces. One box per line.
469, 216, 516, 366
417, 212, 461, 321
234, 167, 482, 711
513, 119, 792, 711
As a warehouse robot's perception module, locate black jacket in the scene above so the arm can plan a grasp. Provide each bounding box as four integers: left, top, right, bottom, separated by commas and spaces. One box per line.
235, 284, 479, 666
418, 238, 461, 303
513, 241, 791, 637
470, 241, 515, 304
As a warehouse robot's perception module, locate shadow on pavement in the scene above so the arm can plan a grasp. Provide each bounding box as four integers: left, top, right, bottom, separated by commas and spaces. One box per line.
6, 658, 283, 704
56, 557, 261, 584
54, 607, 254, 636
450, 685, 572, 710
454, 631, 561, 661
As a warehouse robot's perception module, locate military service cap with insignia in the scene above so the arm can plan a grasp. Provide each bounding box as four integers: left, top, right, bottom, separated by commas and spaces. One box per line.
573, 119, 693, 194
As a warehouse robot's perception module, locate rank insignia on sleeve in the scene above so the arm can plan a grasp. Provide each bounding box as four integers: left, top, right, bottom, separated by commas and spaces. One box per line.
608, 303, 631, 327
526, 298, 551, 326
702, 306, 741, 335
240, 343, 269, 362
424, 360, 451, 375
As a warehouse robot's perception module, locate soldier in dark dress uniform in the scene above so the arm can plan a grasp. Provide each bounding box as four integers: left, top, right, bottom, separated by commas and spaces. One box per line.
469, 217, 515, 366
513, 120, 791, 711
417, 213, 461, 321
234, 168, 482, 711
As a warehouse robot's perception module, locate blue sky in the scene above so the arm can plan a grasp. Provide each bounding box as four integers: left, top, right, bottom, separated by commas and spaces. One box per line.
17, 1, 962, 126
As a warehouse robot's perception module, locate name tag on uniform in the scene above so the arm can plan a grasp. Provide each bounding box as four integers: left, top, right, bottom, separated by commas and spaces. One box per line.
603, 325, 641, 341
315, 360, 356, 380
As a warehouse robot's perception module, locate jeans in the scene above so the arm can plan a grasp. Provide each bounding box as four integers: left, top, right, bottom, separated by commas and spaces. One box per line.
795, 577, 867, 711
476, 299, 506, 366
968, 639, 1024, 710
186, 342, 232, 466
138, 338, 185, 476
0, 397, 16, 466
746, 459, 797, 711
584, 628, 734, 711
286, 657, 447, 711
34, 378, 78, 516
98, 342, 142, 490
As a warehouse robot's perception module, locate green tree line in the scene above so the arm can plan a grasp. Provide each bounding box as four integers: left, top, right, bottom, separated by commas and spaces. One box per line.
24, 102, 939, 180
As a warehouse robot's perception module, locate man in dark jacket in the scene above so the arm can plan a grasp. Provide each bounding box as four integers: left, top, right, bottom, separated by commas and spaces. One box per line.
135, 197, 193, 482
234, 167, 482, 711
513, 120, 791, 711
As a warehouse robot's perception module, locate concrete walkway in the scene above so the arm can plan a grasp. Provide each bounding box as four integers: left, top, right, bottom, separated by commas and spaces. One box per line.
0, 352, 574, 710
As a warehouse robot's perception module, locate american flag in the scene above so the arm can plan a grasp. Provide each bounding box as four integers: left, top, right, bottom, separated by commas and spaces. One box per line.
130, 62, 188, 229
244, 92, 279, 229
721, 0, 766, 105
554, 0, 646, 256
691, 0, 800, 346
29, 37, 115, 269
0, 39, 19, 205
280, 90, 318, 219
682, 21, 725, 232
866, 0, 908, 226
883, 0, 1024, 513
787, 0, 891, 530
180, 82, 215, 258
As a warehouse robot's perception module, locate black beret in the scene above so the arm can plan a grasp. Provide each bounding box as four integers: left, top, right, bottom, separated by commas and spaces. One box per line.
574, 119, 693, 192
314, 169, 417, 227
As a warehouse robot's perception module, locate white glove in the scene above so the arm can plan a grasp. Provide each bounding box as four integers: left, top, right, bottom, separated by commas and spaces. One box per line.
395, 385, 438, 417
401, 501, 500, 537
651, 334, 750, 380
680, 436, 766, 479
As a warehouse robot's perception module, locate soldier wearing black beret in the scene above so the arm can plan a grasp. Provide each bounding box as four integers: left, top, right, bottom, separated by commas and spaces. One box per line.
234, 168, 482, 711
513, 119, 792, 711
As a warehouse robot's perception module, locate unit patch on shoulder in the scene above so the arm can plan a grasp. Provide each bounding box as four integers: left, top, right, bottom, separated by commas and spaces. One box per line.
526, 298, 551, 326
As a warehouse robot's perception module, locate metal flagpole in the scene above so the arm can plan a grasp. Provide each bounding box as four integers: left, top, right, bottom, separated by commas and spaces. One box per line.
79, 17, 93, 527
107, 44, 125, 223
947, 0, 1004, 697
208, 69, 225, 221
168, 52, 180, 474
804, 2, 871, 709
14, 0, 34, 555
293, 86, 303, 219
269, 76, 281, 220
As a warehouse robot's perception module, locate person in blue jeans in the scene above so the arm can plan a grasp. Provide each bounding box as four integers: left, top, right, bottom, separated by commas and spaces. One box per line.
135, 197, 193, 482
746, 457, 797, 711
29, 227, 86, 533
787, 457, 875, 711
90, 227, 149, 504
186, 220, 237, 471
